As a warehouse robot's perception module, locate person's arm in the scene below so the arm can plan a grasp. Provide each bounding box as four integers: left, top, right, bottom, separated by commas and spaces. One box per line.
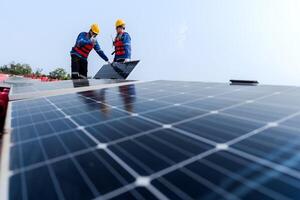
122, 33, 131, 60
76, 32, 92, 47
94, 40, 109, 62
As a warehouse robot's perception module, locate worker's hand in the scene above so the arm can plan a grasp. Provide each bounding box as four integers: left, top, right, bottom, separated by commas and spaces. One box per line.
124, 59, 130, 63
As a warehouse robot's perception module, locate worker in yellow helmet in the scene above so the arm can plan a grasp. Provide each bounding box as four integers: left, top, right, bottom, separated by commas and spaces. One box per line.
70, 24, 110, 79
112, 19, 131, 62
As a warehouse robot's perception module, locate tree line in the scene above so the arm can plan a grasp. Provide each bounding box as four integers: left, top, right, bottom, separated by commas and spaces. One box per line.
0, 62, 70, 80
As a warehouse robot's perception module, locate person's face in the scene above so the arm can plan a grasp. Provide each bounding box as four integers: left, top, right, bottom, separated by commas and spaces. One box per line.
116, 26, 124, 34
89, 30, 98, 38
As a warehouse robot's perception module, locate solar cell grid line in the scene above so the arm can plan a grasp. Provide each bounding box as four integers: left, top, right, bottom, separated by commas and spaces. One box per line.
79, 94, 175, 117
148, 148, 219, 180
74, 150, 134, 196
45, 98, 140, 175
33, 133, 68, 200
103, 148, 169, 200
12, 108, 65, 129
15, 132, 28, 200
44, 99, 101, 145
12, 147, 97, 176
121, 82, 233, 100
281, 116, 300, 129
11, 104, 57, 119
166, 112, 300, 180
228, 148, 300, 180
11, 112, 161, 148
155, 88, 238, 101
221, 101, 299, 122
10, 114, 66, 199
213, 151, 300, 199
135, 129, 209, 158
92, 83, 300, 179
74, 81, 299, 149
230, 131, 300, 176
9, 83, 298, 147
97, 149, 219, 200
219, 151, 293, 198
192, 157, 289, 200
85, 118, 162, 144
97, 182, 137, 200
166, 90, 298, 144
152, 177, 195, 200
139, 86, 295, 128
180, 104, 300, 136
178, 167, 240, 200
144, 185, 169, 200
226, 110, 300, 146
106, 186, 162, 200
109, 129, 191, 168
76, 83, 251, 127
44, 98, 169, 200
10, 104, 139, 145
218, 95, 300, 110
11, 91, 278, 198
52, 86, 214, 200
49, 131, 101, 198
153, 151, 300, 200
107, 119, 216, 156
20, 111, 99, 199
102, 123, 235, 199
134, 82, 234, 100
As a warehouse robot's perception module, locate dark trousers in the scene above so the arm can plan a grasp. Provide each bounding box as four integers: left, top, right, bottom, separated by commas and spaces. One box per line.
71, 55, 88, 79
113, 58, 125, 63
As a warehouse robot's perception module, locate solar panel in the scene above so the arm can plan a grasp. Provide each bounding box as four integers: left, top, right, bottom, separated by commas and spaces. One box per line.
7, 78, 135, 100
2, 80, 300, 200
94, 60, 139, 80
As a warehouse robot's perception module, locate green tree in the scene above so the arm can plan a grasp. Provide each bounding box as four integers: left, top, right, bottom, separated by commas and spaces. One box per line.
0, 65, 9, 74
10, 63, 32, 75
0, 62, 32, 75
34, 68, 43, 77
49, 68, 69, 80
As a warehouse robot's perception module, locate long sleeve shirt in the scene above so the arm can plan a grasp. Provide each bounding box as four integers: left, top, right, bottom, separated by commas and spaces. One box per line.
71, 32, 108, 61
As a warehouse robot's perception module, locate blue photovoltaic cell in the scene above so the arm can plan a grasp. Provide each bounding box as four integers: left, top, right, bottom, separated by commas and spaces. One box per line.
223, 103, 299, 123
4, 80, 300, 200
174, 113, 265, 143
232, 126, 300, 172
183, 97, 242, 111
152, 151, 300, 200
108, 129, 213, 176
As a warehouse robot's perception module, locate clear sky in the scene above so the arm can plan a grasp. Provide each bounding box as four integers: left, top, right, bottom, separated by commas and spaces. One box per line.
0, 0, 300, 85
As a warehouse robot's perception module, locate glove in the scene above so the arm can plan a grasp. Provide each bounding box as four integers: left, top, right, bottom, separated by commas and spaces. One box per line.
124, 59, 130, 63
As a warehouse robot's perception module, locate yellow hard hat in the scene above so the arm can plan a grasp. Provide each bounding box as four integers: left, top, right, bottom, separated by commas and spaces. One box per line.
91, 23, 100, 34
115, 19, 126, 28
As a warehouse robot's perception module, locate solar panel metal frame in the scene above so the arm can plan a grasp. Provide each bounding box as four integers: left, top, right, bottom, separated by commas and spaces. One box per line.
8, 79, 139, 101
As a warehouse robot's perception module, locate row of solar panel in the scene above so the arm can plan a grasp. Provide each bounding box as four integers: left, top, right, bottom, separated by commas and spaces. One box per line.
6, 80, 300, 200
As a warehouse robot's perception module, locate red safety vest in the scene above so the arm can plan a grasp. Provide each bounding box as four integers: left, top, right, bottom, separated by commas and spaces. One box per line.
74, 43, 94, 58
114, 34, 126, 56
